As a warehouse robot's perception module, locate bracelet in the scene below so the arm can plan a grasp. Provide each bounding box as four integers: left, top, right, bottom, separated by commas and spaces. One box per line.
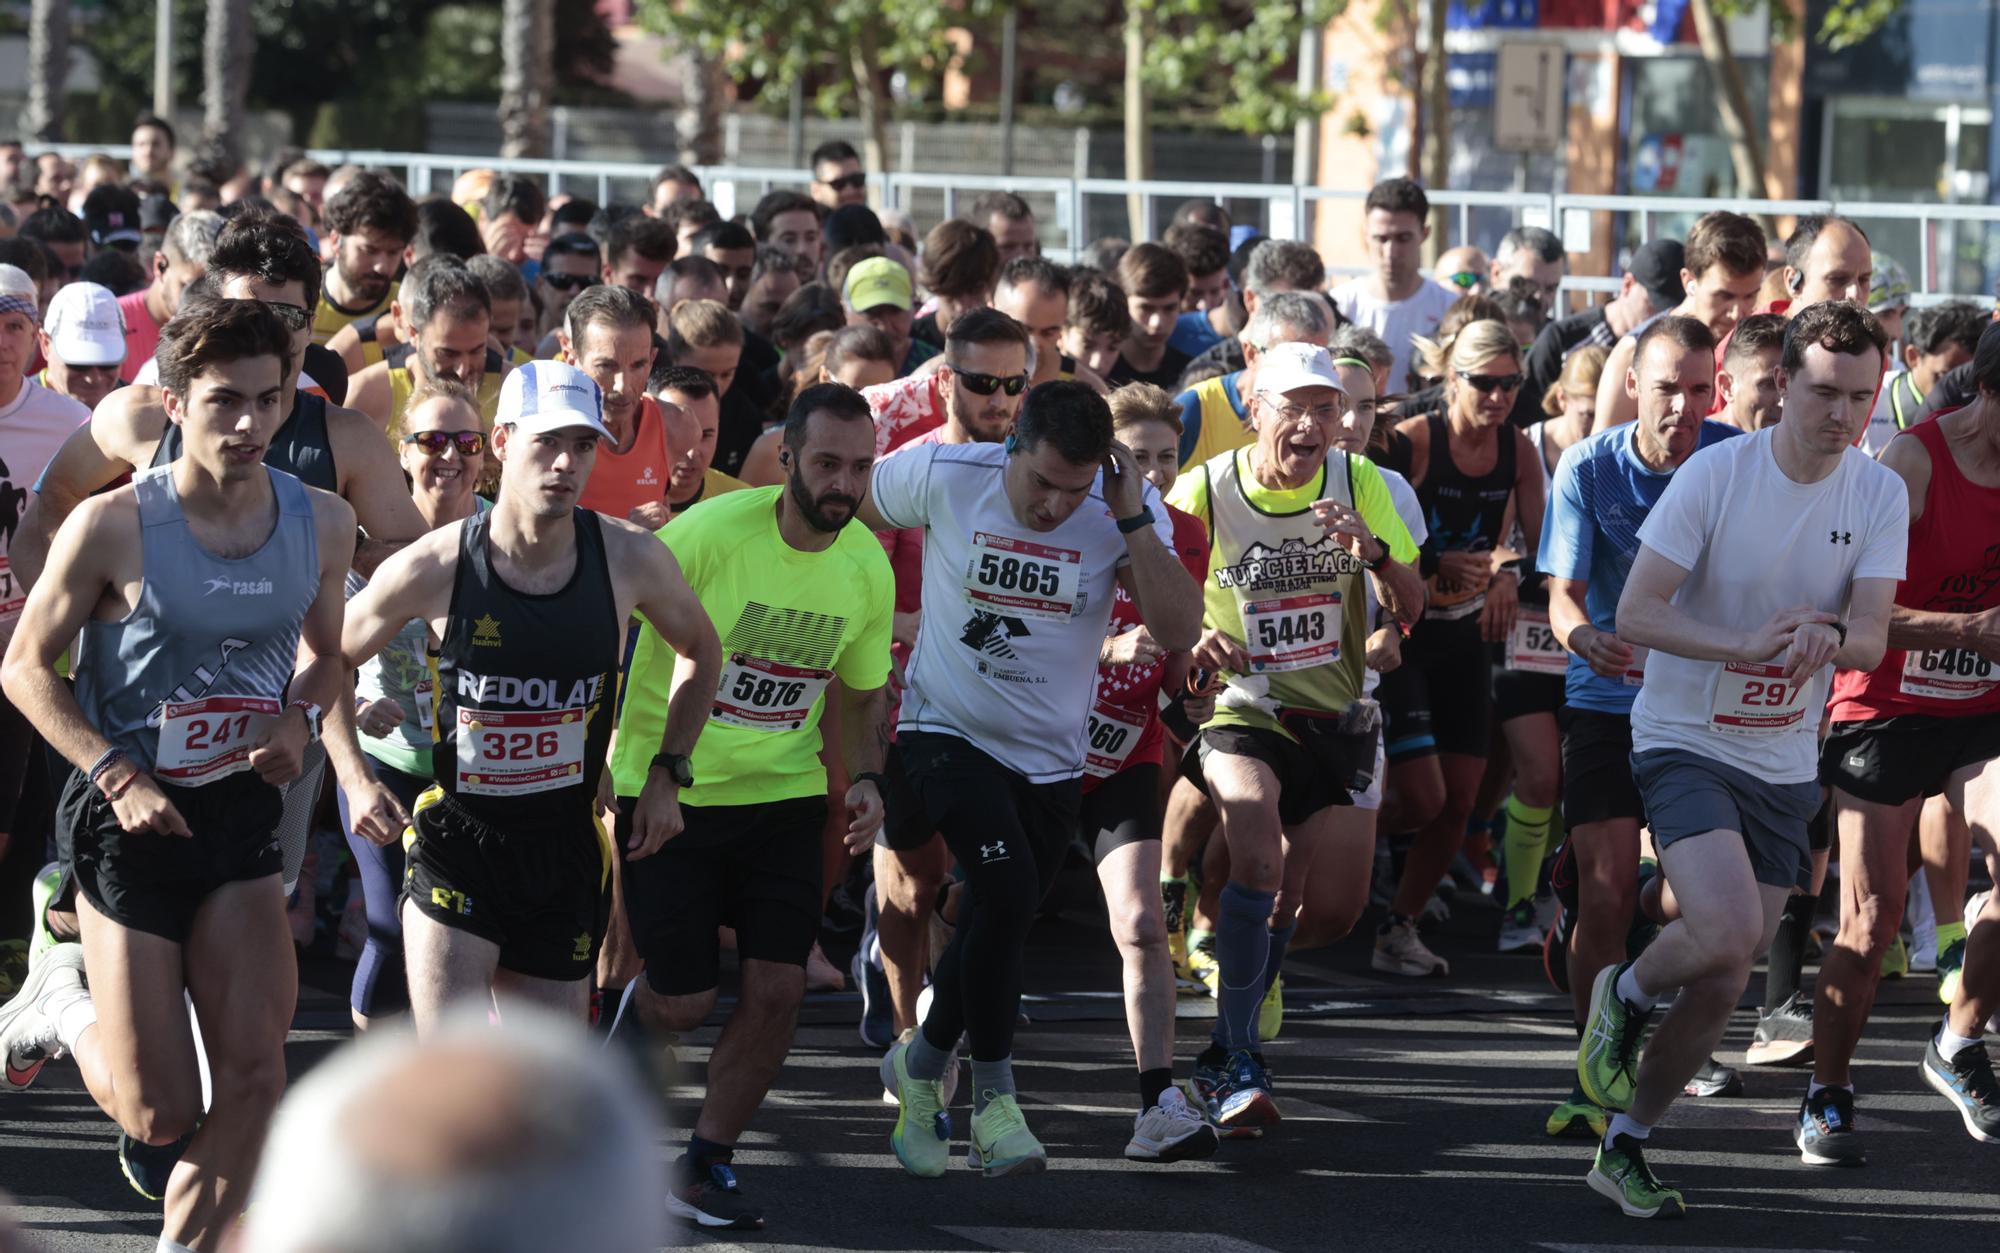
87, 747, 127, 785
101, 767, 139, 801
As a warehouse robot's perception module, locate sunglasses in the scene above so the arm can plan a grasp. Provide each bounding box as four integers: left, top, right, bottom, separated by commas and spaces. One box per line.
403, 430, 487, 458
543, 272, 599, 292
823, 173, 867, 192
266, 302, 312, 333
1444, 271, 1480, 290
1456, 370, 1524, 394
951, 367, 1029, 397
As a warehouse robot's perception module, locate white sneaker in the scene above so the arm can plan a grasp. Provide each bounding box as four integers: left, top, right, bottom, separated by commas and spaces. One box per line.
1125, 1085, 1219, 1162
910, 988, 962, 1107
1497, 904, 1542, 954
1373, 918, 1450, 977
1421, 893, 1452, 925
0, 942, 86, 1091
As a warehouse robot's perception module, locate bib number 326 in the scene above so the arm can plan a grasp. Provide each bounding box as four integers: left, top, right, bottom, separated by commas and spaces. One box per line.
965, 531, 1083, 621
456, 707, 587, 796
1709, 662, 1811, 735
154, 695, 280, 783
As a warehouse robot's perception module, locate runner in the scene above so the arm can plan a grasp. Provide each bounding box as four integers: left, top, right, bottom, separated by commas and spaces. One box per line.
653, 365, 750, 514
1174, 292, 1333, 470
1537, 316, 1740, 1140
322, 383, 489, 1032
1511, 240, 1680, 428
1109, 244, 1193, 390
1576, 301, 1905, 1217
974, 191, 1039, 266
606, 382, 892, 1229
118, 210, 223, 372
911, 220, 999, 349
1081, 383, 1218, 1161
35, 280, 127, 411
1059, 269, 1133, 381
868, 378, 1200, 1178
1808, 323, 2000, 1161
312, 171, 417, 348
1331, 178, 1458, 393
557, 286, 674, 526
808, 141, 867, 209
0, 298, 354, 1253
347, 255, 501, 429
1172, 342, 1421, 1125
991, 258, 1107, 390
333, 361, 722, 1034
1861, 299, 1983, 455
1713, 312, 1787, 434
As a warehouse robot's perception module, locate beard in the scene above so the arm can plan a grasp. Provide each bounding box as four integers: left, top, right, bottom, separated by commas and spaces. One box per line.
788, 466, 858, 534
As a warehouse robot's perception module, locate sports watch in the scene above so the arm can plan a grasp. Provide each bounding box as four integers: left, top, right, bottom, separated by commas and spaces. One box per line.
652, 751, 695, 788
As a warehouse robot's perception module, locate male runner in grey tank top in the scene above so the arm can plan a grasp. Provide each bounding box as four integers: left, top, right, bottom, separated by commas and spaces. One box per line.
0, 299, 356, 1253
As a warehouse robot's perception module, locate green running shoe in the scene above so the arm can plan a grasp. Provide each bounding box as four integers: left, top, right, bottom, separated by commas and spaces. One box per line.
1881, 935, 1908, 980
1588, 1133, 1685, 1218
1257, 974, 1283, 1043
1577, 962, 1652, 1112
880, 1038, 951, 1179
968, 1093, 1047, 1176
1937, 936, 1966, 1005
29, 863, 61, 967
1546, 1084, 1607, 1139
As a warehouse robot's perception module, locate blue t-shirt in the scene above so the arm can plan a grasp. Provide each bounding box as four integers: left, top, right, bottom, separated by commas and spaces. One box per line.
1538, 420, 1741, 713
1168, 310, 1226, 359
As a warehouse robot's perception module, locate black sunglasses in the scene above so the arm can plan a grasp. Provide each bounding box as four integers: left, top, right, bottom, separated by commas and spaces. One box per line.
1456, 370, 1524, 394
951, 367, 1029, 397
824, 173, 867, 192
266, 302, 312, 333
543, 272, 599, 293
403, 430, 487, 458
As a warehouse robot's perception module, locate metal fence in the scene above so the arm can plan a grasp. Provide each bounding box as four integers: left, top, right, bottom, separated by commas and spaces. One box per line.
35, 142, 2000, 303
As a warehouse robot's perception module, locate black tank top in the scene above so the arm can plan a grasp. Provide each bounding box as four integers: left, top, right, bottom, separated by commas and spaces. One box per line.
1413, 410, 1516, 622
153, 390, 337, 492
432, 507, 621, 824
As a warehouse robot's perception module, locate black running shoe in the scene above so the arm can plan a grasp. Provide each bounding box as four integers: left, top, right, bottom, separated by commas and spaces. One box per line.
1796, 1086, 1865, 1166
1683, 1056, 1743, 1098
119, 1130, 193, 1201
667, 1156, 765, 1230
1922, 1030, 2000, 1144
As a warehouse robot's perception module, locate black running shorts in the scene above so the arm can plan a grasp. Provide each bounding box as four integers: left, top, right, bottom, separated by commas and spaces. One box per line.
1492, 662, 1564, 724
875, 740, 940, 853
618, 795, 827, 997
1194, 723, 1351, 826
57, 765, 284, 942
1079, 762, 1161, 864
401, 788, 612, 982
1560, 707, 1644, 827
1380, 618, 1491, 763
1821, 714, 2000, 808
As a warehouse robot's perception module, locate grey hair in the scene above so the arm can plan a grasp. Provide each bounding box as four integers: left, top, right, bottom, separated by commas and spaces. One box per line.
238, 1005, 665, 1253
1243, 239, 1326, 301
162, 209, 225, 269
1495, 225, 1563, 266
1330, 325, 1394, 375
1243, 290, 1330, 351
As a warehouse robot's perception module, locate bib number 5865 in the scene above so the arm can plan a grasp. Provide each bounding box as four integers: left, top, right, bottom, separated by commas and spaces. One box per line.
977, 553, 1061, 597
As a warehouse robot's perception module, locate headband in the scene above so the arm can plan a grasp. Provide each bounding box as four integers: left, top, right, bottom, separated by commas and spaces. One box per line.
1331, 357, 1370, 369
0, 294, 36, 319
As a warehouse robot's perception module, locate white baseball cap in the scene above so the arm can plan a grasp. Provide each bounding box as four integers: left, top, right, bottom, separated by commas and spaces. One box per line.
1252, 342, 1347, 400
497, 360, 612, 439
42, 282, 128, 368
0, 264, 36, 318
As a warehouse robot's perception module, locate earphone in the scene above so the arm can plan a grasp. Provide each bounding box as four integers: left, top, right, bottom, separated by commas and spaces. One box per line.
1788, 270, 1804, 295
1004, 433, 1020, 453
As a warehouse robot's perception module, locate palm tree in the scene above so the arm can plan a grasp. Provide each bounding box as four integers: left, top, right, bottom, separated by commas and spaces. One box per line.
500, 0, 556, 158
24, 0, 71, 142
203, 0, 253, 163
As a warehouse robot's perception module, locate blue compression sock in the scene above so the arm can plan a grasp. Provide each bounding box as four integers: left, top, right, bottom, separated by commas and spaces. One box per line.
1215, 881, 1278, 1052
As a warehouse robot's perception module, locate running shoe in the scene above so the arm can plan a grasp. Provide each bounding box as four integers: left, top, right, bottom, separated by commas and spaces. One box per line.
1373, 918, 1449, 977
1745, 992, 1815, 1068
1795, 1086, 1865, 1166
1545, 1085, 1607, 1139
118, 1130, 193, 1202
0, 942, 85, 1091
667, 1156, 765, 1230
1161, 876, 1189, 947
1880, 934, 1908, 980
1938, 936, 1967, 1006
1921, 1030, 2000, 1144
1577, 962, 1651, 1113
0, 941, 26, 1005
853, 950, 894, 1050
1587, 1133, 1685, 1219
1497, 900, 1541, 953
880, 1037, 951, 1179
1257, 975, 1283, 1043
1542, 900, 1572, 994
1683, 1056, 1743, 1098
1209, 1049, 1280, 1129
28, 862, 61, 967
967, 1093, 1047, 1176
1187, 939, 1220, 998
1125, 1086, 1219, 1162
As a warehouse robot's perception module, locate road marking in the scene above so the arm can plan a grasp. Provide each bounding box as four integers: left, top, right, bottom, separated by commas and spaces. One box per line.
945, 1228, 1285, 1253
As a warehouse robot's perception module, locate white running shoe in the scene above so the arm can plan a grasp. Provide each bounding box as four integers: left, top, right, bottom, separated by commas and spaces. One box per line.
1125, 1086, 1220, 1162
1373, 918, 1450, 977
0, 942, 86, 1091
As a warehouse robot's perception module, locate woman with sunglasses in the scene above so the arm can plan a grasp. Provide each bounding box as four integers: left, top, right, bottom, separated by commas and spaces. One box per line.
327, 383, 489, 1031
1373, 318, 1546, 979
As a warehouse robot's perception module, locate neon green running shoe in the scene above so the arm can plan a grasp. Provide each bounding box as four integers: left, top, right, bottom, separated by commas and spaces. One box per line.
1546, 1084, 1608, 1139
1257, 974, 1283, 1043
1881, 935, 1908, 980
1588, 1133, 1685, 1218
1937, 936, 1966, 1005
968, 1093, 1047, 1176
1577, 962, 1652, 1113
880, 1038, 951, 1179
29, 863, 61, 968
1187, 939, 1219, 1000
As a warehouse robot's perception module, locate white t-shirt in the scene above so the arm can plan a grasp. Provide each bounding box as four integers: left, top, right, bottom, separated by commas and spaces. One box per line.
1331, 278, 1460, 393
0, 378, 90, 629
1363, 466, 1426, 699
1629, 428, 1908, 783
870, 440, 1174, 783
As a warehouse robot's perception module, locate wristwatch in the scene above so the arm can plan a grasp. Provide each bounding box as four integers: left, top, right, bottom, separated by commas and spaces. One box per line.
1362, 535, 1391, 570
289, 700, 323, 742
652, 751, 694, 788
1115, 505, 1156, 534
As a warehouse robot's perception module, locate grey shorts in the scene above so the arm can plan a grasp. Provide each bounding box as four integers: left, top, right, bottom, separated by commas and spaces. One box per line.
1631, 749, 1819, 891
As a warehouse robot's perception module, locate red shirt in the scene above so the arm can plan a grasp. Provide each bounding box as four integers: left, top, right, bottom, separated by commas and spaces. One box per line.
1830, 418, 2000, 721
1081, 504, 1210, 789
579, 396, 672, 523
118, 288, 161, 375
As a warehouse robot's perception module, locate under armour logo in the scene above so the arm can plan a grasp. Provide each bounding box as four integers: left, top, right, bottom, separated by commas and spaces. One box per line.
979, 841, 1008, 861
1830, 530, 1851, 545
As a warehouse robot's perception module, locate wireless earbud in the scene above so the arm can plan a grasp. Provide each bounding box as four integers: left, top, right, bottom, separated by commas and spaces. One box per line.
1004, 434, 1020, 453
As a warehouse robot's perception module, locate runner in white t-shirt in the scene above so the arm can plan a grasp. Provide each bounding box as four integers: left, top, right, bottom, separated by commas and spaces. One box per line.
1574, 302, 1908, 1219
1329, 178, 1461, 394
862, 379, 1199, 1179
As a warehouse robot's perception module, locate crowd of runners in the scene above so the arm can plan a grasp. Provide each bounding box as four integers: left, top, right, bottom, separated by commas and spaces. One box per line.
0, 119, 1996, 1248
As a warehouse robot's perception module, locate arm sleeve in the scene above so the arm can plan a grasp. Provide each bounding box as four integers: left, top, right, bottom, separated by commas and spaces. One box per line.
1538, 442, 1593, 582
1351, 457, 1419, 563
835, 550, 896, 690
868, 443, 934, 532
1634, 448, 1714, 573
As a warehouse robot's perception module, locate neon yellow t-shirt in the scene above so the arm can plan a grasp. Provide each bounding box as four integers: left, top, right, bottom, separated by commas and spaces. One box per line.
610, 486, 895, 807
312, 279, 398, 347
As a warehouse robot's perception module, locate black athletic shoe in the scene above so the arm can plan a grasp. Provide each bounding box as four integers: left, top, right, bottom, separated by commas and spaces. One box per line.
1922, 1031, 2000, 1144
118, 1130, 193, 1201
1683, 1056, 1743, 1098
1796, 1085, 1866, 1166
667, 1156, 765, 1230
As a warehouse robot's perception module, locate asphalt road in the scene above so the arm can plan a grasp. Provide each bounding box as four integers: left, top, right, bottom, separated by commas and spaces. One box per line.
5, 877, 1997, 1251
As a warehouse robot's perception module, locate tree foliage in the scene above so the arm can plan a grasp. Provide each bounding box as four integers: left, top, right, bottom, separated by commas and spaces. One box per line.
1138, 0, 1345, 135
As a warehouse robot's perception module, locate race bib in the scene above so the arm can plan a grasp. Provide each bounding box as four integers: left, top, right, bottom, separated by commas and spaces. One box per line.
711, 653, 834, 731
1623, 646, 1649, 688
965, 531, 1083, 621
455, 706, 588, 796
155, 695, 280, 784
413, 679, 436, 731
1899, 647, 1999, 702
1506, 607, 1567, 675
1239, 592, 1340, 673
1709, 662, 1811, 735
1082, 699, 1149, 779
0, 557, 20, 629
